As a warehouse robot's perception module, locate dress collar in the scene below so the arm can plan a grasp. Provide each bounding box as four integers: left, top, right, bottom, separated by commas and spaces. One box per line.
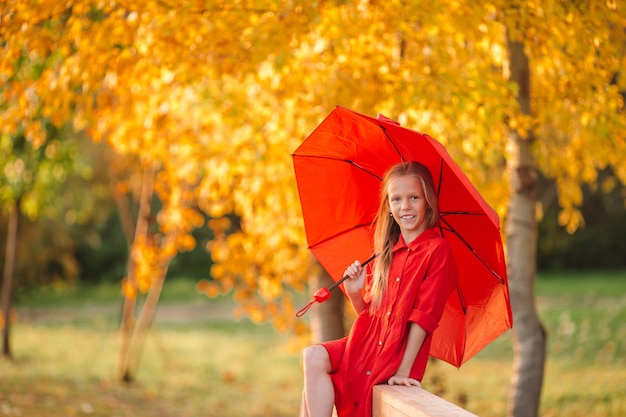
393, 228, 439, 252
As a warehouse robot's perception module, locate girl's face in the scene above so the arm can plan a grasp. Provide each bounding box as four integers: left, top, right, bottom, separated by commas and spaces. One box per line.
387, 174, 429, 243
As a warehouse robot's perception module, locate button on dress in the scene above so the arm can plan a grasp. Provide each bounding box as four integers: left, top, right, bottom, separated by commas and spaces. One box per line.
321, 228, 458, 417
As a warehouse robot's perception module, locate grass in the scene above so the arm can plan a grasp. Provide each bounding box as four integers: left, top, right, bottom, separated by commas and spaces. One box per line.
1, 308, 303, 417
429, 270, 626, 417
2, 272, 625, 417
13, 277, 211, 307
536, 270, 626, 365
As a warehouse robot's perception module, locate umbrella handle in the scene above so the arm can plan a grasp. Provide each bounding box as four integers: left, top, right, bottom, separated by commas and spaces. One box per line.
295, 254, 376, 317
326, 253, 377, 292
295, 288, 331, 317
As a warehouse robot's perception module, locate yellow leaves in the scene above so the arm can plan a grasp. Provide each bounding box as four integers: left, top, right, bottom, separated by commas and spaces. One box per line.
3, 0, 625, 338
133, 239, 161, 292
554, 175, 591, 234
198, 103, 315, 326
258, 275, 283, 301
178, 234, 197, 252
528, 0, 626, 221
196, 279, 221, 298
156, 205, 203, 237
606, 0, 619, 11
24, 120, 46, 149
1, 158, 27, 189
508, 113, 535, 140
579, 112, 592, 128
558, 208, 585, 235
246, 305, 266, 324
557, 177, 583, 209
208, 217, 232, 235
601, 176, 616, 194
121, 277, 138, 299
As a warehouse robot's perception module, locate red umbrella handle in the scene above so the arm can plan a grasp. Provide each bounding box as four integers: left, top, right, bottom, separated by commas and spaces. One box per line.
295, 288, 331, 317
295, 254, 376, 317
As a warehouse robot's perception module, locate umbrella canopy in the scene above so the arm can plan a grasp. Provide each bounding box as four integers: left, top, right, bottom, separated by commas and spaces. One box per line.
292, 106, 512, 367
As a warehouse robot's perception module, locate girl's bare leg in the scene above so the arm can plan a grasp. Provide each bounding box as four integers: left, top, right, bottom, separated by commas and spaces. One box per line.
300, 391, 308, 417
300, 345, 334, 417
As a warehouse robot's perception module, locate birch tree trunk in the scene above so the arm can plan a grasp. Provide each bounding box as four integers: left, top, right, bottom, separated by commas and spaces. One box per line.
118, 165, 155, 382
505, 35, 547, 417
310, 269, 344, 344
124, 258, 170, 380
1, 199, 19, 358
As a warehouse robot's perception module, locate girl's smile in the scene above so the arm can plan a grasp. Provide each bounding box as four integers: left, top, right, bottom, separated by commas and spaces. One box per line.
387, 175, 429, 243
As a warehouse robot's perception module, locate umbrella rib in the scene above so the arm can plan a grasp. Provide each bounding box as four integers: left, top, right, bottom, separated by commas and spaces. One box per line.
437, 159, 443, 196
308, 222, 375, 250
292, 154, 383, 181
437, 151, 468, 319
378, 125, 405, 161
455, 286, 467, 315
441, 211, 487, 216
439, 217, 506, 285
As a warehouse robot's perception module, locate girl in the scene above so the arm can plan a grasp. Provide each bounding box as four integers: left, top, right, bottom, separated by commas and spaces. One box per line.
300, 161, 458, 417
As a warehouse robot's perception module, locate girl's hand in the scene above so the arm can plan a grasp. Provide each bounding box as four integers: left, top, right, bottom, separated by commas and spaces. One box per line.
388, 375, 421, 387
343, 260, 365, 295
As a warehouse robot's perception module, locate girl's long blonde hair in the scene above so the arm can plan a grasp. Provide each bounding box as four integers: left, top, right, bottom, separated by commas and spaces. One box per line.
368, 161, 440, 310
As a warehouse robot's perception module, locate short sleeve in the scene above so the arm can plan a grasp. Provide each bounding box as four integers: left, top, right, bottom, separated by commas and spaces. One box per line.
408, 240, 458, 333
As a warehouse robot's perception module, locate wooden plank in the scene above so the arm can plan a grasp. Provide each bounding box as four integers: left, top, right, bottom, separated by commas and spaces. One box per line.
372, 385, 479, 417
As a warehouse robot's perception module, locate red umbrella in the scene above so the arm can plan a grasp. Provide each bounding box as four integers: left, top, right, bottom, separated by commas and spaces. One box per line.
293, 106, 512, 367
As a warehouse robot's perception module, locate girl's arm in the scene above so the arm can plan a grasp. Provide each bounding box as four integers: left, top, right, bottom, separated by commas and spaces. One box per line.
346, 288, 367, 314
388, 322, 427, 386
344, 260, 368, 314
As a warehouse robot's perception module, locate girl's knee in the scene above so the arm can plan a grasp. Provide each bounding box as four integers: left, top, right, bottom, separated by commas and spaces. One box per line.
303, 345, 330, 372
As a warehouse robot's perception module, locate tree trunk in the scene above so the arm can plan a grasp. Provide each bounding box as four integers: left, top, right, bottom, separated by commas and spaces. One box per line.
309, 269, 345, 343
1, 199, 19, 359
118, 165, 155, 382
505, 36, 546, 417
124, 259, 170, 379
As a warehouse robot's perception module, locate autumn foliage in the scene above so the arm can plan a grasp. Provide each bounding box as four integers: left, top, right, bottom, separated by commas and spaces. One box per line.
2, 0, 625, 336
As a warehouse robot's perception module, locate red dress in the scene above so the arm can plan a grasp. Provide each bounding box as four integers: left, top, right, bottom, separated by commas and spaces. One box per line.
322, 228, 458, 417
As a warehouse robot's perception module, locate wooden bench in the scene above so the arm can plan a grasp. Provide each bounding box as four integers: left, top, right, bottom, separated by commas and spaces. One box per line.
372, 385, 478, 417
